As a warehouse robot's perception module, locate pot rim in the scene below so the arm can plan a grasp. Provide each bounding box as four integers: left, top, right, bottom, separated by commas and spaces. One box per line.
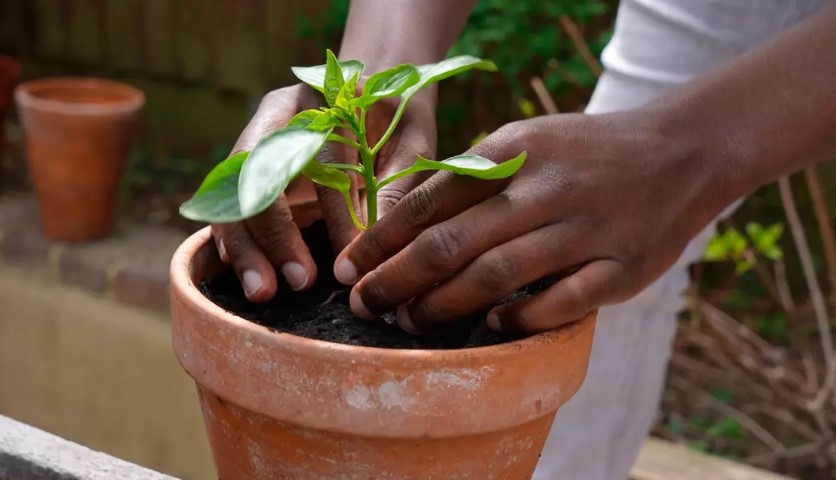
172, 226, 589, 361
14, 77, 145, 116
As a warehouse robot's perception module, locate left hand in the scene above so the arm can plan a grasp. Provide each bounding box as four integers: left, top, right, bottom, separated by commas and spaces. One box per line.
333, 110, 735, 334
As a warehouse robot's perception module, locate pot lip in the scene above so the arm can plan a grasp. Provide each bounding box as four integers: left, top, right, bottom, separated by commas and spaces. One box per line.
14, 77, 145, 116
172, 226, 590, 361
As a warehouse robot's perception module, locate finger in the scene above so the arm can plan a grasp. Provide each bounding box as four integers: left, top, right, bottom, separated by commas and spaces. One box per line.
245, 195, 317, 292
233, 85, 311, 152
334, 173, 503, 286
488, 259, 627, 334
214, 221, 279, 303
399, 223, 585, 333
211, 226, 230, 263
315, 137, 362, 252
350, 190, 547, 318
376, 124, 437, 218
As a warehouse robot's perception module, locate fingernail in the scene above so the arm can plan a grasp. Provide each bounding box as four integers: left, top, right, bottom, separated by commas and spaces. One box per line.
216, 238, 228, 261
487, 311, 502, 332
350, 288, 373, 320
281, 262, 309, 291
335, 258, 358, 285
242, 270, 263, 297
397, 304, 422, 335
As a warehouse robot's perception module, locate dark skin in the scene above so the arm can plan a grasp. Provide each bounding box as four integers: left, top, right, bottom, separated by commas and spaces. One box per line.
211, 0, 475, 301
219, 2, 836, 334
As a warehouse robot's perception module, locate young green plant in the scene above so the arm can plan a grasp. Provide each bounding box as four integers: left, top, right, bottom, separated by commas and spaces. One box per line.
180, 50, 527, 229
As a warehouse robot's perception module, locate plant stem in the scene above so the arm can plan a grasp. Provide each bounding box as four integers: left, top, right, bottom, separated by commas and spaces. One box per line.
804, 167, 836, 314
324, 163, 364, 174
376, 166, 416, 190
778, 176, 835, 391
327, 134, 363, 150
371, 96, 410, 155
361, 148, 376, 227
354, 109, 377, 228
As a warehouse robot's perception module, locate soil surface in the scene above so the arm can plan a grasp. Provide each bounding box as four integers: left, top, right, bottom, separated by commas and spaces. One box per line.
200, 221, 548, 349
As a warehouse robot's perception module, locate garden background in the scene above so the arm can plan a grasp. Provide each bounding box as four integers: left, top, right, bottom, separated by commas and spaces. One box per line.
1, 0, 835, 478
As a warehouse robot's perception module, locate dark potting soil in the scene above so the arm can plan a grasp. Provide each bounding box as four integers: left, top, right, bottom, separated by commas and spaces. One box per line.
200, 221, 555, 349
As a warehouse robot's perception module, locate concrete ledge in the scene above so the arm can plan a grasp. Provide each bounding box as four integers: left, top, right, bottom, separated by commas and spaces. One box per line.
0, 267, 214, 479
0, 415, 178, 480
633, 438, 796, 480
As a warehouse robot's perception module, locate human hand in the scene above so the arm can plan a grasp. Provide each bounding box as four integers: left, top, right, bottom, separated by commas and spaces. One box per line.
213, 83, 437, 302
335, 110, 733, 334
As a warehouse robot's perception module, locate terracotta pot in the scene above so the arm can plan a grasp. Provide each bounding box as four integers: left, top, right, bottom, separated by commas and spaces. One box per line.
15, 77, 145, 241
285, 176, 322, 228
171, 227, 597, 480
0, 56, 20, 183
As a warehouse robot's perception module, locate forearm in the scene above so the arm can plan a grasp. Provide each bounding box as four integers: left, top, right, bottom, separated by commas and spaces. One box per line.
660, 5, 836, 206
338, 0, 478, 72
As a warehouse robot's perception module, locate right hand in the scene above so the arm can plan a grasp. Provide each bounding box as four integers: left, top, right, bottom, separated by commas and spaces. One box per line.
213, 83, 437, 302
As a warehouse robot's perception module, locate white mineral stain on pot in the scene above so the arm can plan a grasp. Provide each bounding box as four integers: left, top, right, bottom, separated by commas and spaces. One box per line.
377, 380, 412, 409
344, 385, 373, 410
424, 367, 493, 391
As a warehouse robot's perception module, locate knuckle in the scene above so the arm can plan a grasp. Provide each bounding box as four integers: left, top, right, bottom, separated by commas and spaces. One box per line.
358, 227, 392, 262
418, 226, 464, 271
360, 274, 395, 312
561, 275, 592, 314
400, 187, 438, 228
474, 253, 520, 293
247, 208, 296, 252
411, 299, 446, 325
376, 186, 408, 212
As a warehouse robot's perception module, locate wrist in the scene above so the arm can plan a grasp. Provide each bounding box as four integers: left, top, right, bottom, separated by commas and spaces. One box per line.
651, 98, 751, 217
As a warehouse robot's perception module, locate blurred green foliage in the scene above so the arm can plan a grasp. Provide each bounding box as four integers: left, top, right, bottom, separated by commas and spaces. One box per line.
703, 222, 785, 275
302, 0, 613, 154
450, 0, 611, 95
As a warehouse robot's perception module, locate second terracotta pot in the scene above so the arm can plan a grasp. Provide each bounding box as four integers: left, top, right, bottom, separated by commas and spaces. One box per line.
171, 227, 597, 480
15, 77, 145, 241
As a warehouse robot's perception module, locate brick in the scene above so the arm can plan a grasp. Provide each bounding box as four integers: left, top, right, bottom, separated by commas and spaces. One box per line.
58, 223, 185, 293
113, 244, 176, 313
0, 195, 53, 276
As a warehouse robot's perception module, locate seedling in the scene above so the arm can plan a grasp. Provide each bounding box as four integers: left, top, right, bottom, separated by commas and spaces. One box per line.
180, 50, 526, 229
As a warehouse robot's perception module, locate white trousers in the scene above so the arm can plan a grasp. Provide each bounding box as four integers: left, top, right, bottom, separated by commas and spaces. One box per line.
533, 1, 829, 479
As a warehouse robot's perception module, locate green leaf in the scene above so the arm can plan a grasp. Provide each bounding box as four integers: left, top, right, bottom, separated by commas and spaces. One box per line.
518, 98, 537, 118
413, 152, 526, 179
179, 151, 248, 222
335, 72, 359, 110
403, 55, 497, 99
302, 161, 364, 230
238, 127, 332, 218
303, 160, 351, 192
707, 417, 744, 439
287, 109, 323, 129
323, 49, 344, 106
291, 55, 364, 94
355, 64, 420, 107
378, 152, 526, 189
370, 55, 497, 155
